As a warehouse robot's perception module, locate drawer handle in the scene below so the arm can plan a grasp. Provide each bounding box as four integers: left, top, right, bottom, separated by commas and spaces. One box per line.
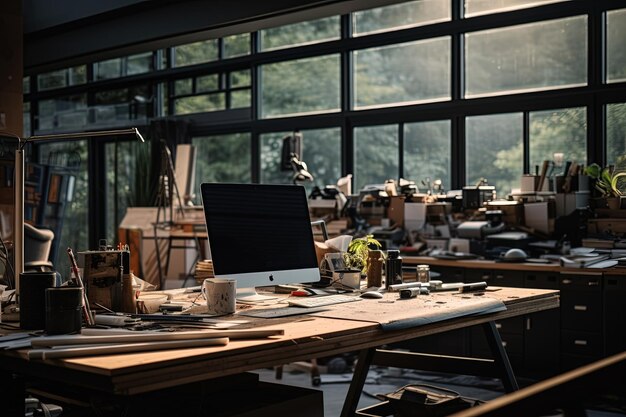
482, 275, 490, 280
588, 281, 600, 286
526, 318, 531, 331
574, 305, 588, 311
562, 279, 572, 285
495, 275, 504, 280
574, 340, 588, 346
495, 323, 502, 329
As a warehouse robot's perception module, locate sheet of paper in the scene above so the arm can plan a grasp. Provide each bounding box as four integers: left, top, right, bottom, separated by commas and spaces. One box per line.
404, 203, 426, 232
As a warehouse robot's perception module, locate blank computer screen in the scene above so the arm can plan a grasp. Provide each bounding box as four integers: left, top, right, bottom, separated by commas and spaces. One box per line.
200, 183, 318, 275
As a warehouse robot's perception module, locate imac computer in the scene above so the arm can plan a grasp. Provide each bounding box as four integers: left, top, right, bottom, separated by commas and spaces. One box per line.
200, 183, 320, 301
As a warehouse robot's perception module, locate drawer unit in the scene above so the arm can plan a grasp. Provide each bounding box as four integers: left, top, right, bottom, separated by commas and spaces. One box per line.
430, 266, 464, 283
463, 269, 492, 284
490, 270, 524, 287
524, 271, 559, 289
560, 330, 604, 358
560, 273, 602, 333
603, 275, 626, 355
524, 309, 560, 377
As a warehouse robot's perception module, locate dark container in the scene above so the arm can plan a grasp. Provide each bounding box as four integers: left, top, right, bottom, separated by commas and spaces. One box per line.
19, 271, 56, 330
45, 287, 83, 335
385, 250, 403, 289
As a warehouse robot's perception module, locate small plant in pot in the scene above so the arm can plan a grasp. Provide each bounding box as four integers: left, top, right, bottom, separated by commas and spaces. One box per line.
343, 234, 382, 275
585, 163, 626, 209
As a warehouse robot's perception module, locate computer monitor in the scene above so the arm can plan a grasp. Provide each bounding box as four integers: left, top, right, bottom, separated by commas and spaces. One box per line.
200, 183, 320, 301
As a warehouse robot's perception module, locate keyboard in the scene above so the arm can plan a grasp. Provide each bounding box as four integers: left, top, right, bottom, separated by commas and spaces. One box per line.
287, 294, 361, 308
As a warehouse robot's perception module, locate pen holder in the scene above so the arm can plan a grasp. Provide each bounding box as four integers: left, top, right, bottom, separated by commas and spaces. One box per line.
19, 271, 56, 330
45, 287, 83, 335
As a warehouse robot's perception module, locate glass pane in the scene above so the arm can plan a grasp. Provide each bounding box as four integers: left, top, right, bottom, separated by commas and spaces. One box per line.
70, 66, 87, 85
230, 89, 251, 108
23, 76, 30, 94
529, 107, 587, 173
607, 9, 626, 83
465, 16, 587, 98
174, 39, 219, 67
260, 16, 340, 51
175, 78, 193, 96
127, 52, 153, 75
37, 95, 88, 132
174, 93, 225, 114
224, 33, 250, 58
354, 37, 450, 109
404, 120, 451, 190
95, 58, 122, 80
465, 0, 567, 17
261, 54, 340, 118
38, 70, 66, 91
230, 70, 251, 88
260, 128, 341, 189
104, 140, 152, 243
38, 141, 88, 277
197, 74, 220, 93
353, 0, 450, 36
354, 125, 399, 191
192, 133, 251, 204
607, 103, 626, 167
23, 102, 30, 136
466, 113, 523, 195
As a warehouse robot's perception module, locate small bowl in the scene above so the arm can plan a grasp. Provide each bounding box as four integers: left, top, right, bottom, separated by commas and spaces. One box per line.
137, 293, 168, 313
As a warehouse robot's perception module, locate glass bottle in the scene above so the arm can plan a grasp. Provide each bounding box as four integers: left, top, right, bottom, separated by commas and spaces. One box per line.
366, 250, 383, 288
417, 264, 430, 284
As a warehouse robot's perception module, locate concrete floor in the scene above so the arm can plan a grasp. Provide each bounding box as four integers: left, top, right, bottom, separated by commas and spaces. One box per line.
254, 365, 626, 417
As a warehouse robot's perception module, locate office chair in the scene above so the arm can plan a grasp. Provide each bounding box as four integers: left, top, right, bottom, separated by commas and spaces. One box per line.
24, 223, 54, 272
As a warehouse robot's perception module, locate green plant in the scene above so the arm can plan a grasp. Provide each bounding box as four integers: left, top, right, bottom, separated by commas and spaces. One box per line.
343, 234, 382, 273
585, 163, 626, 198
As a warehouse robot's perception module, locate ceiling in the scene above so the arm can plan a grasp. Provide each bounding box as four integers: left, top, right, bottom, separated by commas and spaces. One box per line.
23, 0, 401, 73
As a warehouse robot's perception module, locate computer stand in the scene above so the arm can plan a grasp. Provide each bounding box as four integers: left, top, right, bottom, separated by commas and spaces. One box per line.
236, 287, 278, 304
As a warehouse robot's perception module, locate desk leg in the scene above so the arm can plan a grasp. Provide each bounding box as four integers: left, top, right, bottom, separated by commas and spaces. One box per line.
341, 347, 375, 417
482, 321, 519, 392
1, 371, 25, 417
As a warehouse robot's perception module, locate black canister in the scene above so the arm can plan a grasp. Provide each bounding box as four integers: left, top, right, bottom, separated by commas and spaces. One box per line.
385, 250, 403, 289
19, 271, 56, 330
45, 287, 83, 335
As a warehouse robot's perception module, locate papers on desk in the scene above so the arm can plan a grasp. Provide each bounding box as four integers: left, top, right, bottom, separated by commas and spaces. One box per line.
312, 292, 506, 331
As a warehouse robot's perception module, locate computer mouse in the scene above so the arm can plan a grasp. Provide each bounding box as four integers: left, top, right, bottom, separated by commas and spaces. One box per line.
360, 291, 383, 299
502, 248, 528, 261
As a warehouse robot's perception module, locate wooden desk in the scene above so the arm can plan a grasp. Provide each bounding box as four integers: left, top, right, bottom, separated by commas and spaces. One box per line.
0, 288, 558, 417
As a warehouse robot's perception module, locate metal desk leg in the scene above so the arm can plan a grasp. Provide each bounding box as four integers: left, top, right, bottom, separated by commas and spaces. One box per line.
482, 321, 519, 392
341, 348, 376, 417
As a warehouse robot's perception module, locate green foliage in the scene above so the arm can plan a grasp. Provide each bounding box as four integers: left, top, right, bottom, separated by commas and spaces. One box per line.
585, 163, 626, 197
343, 234, 382, 273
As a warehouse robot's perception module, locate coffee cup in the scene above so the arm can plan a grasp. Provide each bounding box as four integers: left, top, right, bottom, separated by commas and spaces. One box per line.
202, 278, 236, 315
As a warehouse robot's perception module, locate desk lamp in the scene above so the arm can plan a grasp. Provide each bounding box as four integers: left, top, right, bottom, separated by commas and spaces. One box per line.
3, 127, 144, 294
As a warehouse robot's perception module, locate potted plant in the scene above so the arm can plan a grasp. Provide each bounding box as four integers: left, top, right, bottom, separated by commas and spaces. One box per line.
343, 234, 382, 275
585, 163, 626, 209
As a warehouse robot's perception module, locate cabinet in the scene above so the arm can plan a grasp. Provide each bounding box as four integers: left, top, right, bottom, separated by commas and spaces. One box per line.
604, 275, 626, 355
559, 272, 603, 371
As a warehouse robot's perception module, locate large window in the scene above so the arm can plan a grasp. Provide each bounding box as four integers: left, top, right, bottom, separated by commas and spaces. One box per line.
354, 125, 399, 191
466, 113, 523, 194
261, 55, 340, 118
354, 37, 451, 109
37, 94, 88, 132
607, 9, 626, 83
464, 0, 568, 18
607, 103, 626, 167
529, 107, 587, 171
404, 120, 451, 190
37, 66, 86, 91
173, 69, 251, 115
260, 128, 341, 189
260, 16, 340, 51
192, 133, 251, 204
173, 39, 219, 67
353, 0, 450, 36
38, 141, 88, 278
104, 140, 152, 243
465, 16, 587, 98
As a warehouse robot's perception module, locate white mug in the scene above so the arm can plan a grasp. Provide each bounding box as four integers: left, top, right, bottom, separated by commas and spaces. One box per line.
202, 278, 236, 315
